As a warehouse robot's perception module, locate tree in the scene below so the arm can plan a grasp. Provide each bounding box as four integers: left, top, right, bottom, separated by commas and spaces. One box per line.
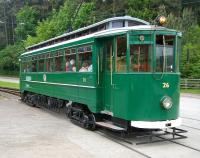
24, 0, 94, 47
72, 2, 95, 29
0, 42, 24, 73
15, 5, 39, 41
180, 25, 200, 78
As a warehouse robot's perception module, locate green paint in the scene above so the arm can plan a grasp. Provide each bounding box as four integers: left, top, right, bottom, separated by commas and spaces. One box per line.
20, 28, 181, 121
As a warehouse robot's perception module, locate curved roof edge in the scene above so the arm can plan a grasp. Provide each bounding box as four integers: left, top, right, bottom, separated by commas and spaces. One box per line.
21, 25, 179, 57
26, 16, 149, 50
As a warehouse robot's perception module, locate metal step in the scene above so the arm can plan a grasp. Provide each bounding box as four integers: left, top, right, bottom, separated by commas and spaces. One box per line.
96, 121, 126, 131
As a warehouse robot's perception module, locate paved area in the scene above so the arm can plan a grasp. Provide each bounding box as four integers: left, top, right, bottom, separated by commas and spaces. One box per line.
0, 76, 19, 83
0, 92, 200, 158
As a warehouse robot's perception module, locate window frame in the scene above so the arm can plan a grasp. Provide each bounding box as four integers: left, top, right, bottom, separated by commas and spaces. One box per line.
65, 48, 77, 72
54, 50, 64, 72
129, 44, 152, 72
115, 35, 127, 73
77, 45, 93, 73
155, 34, 176, 73
126, 32, 154, 73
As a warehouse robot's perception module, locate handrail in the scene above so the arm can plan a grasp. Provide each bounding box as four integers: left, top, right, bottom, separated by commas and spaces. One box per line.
97, 54, 100, 85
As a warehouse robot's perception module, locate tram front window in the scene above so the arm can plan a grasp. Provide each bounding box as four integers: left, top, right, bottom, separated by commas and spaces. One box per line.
156, 35, 175, 72
130, 44, 151, 72
116, 36, 127, 72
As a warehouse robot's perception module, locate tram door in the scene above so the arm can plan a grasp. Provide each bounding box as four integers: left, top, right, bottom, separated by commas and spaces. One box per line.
99, 38, 114, 113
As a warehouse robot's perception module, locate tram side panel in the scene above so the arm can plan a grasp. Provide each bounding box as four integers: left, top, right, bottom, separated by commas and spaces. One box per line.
112, 73, 180, 121
20, 72, 99, 113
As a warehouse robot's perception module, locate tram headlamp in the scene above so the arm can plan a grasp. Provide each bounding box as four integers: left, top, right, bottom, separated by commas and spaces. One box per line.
161, 96, 173, 110
156, 15, 167, 26
159, 16, 166, 25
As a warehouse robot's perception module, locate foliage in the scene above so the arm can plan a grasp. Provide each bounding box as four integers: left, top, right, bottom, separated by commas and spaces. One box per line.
0, 42, 24, 72
180, 25, 200, 78
72, 2, 95, 29
24, 0, 80, 46
15, 5, 39, 41
0, 0, 200, 79
127, 0, 157, 21
166, 8, 196, 33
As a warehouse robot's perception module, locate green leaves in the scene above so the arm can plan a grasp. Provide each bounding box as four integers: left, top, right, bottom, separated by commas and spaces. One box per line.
15, 5, 39, 41
180, 25, 200, 78
72, 2, 94, 29
24, 0, 82, 47
0, 43, 24, 72
0, 0, 199, 78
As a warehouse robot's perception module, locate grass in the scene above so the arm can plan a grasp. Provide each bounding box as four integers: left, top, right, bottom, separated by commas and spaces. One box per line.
0, 81, 19, 89
181, 89, 200, 94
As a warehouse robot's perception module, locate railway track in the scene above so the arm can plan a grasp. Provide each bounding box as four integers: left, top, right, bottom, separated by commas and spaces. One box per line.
181, 116, 200, 122
95, 129, 151, 158
0, 87, 20, 96
2, 89, 199, 156
182, 124, 200, 131
181, 116, 200, 131
95, 127, 200, 157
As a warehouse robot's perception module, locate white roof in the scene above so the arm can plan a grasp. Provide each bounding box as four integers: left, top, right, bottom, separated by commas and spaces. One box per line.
21, 25, 177, 56
26, 16, 149, 50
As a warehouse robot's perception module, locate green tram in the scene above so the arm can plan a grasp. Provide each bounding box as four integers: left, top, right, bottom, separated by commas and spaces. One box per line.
20, 16, 182, 131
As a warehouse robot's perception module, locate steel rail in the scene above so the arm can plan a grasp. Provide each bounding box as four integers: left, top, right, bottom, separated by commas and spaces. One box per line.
181, 116, 200, 122
182, 124, 200, 131
0, 87, 20, 96
95, 129, 151, 158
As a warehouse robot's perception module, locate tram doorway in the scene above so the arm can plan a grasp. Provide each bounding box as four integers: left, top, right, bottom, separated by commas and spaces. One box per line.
98, 37, 115, 113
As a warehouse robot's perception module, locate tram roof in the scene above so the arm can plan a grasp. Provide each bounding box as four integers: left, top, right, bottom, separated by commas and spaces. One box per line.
21, 25, 179, 57
26, 16, 149, 51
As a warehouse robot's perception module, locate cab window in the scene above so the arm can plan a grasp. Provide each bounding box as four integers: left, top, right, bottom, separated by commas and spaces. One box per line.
116, 36, 127, 72
22, 62, 26, 72
32, 60, 37, 72
156, 35, 174, 72
130, 44, 151, 72
27, 61, 32, 72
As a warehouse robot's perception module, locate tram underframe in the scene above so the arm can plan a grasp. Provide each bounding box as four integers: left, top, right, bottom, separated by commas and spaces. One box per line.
21, 91, 187, 144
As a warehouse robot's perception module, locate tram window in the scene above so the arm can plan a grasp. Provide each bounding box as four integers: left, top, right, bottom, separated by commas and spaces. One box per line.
176, 37, 181, 72
55, 55, 63, 72
32, 60, 37, 72
116, 36, 127, 72
22, 62, 29, 72
156, 35, 174, 72
98, 24, 106, 31
26, 61, 32, 72
112, 21, 124, 28
105, 41, 112, 71
46, 58, 54, 72
130, 45, 151, 72
22, 62, 26, 72
78, 45, 92, 72
128, 21, 144, 26
38, 59, 44, 72
65, 49, 76, 72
